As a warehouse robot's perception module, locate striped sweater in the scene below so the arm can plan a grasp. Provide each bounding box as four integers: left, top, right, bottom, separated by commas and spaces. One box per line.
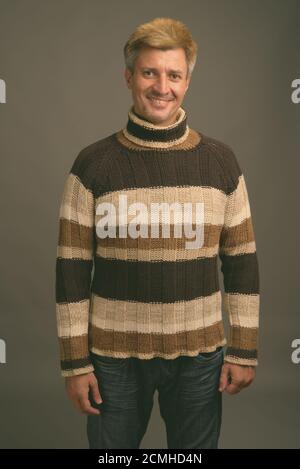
55, 106, 260, 377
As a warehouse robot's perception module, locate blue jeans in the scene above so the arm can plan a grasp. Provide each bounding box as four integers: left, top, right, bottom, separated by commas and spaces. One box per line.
87, 347, 224, 449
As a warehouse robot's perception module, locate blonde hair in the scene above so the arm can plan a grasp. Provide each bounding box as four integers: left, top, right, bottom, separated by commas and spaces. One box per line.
123, 17, 198, 78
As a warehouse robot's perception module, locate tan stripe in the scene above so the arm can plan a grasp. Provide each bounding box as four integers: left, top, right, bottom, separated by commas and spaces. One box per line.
89, 321, 226, 357
223, 293, 259, 328
220, 217, 255, 247
56, 300, 90, 337
58, 219, 93, 249
95, 223, 222, 260
59, 334, 89, 361
59, 173, 94, 227
57, 218, 94, 260
229, 325, 258, 350
97, 223, 222, 248
90, 292, 222, 334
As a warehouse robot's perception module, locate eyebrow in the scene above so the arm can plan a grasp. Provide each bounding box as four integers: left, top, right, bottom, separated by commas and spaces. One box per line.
141, 67, 183, 75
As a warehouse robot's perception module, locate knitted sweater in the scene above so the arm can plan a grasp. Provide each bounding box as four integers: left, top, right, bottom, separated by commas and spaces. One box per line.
55, 106, 260, 377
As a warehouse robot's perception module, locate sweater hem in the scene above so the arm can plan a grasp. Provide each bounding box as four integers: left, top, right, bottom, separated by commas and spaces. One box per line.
89, 339, 227, 361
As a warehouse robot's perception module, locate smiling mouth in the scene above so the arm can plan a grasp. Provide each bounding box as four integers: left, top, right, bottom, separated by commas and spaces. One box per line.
148, 97, 173, 105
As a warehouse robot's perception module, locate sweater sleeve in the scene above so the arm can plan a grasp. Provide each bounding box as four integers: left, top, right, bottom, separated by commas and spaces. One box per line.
218, 147, 260, 367
55, 152, 95, 377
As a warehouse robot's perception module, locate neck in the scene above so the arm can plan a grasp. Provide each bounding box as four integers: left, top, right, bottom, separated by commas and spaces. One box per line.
123, 105, 190, 149
131, 106, 178, 126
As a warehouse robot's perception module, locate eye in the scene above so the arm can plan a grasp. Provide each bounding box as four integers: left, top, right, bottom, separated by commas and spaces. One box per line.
143, 70, 154, 76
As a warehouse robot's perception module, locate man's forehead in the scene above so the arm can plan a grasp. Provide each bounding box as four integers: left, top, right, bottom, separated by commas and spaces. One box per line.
136, 48, 187, 71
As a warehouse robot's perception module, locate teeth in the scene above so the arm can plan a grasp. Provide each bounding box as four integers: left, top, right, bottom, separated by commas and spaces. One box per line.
150, 98, 167, 103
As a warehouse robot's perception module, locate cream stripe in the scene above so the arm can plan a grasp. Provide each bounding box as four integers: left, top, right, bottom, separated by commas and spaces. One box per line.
90, 292, 223, 334
219, 240, 256, 256
223, 293, 259, 328
57, 245, 93, 260
95, 186, 227, 226
224, 356, 258, 366
225, 175, 252, 227
62, 365, 94, 377
59, 174, 94, 227
96, 185, 227, 204
56, 300, 90, 337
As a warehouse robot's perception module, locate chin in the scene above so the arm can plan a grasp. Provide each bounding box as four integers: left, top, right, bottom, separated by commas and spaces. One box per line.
148, 113, 169, 124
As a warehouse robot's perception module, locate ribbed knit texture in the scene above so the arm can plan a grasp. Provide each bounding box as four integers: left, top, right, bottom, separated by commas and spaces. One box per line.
55, 105, 260, 377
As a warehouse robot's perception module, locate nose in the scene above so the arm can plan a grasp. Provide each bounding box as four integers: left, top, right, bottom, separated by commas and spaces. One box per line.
152, 74, 170, 96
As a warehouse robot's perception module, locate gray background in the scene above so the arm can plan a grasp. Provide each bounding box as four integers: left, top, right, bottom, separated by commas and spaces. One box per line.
0, 0, 299, 448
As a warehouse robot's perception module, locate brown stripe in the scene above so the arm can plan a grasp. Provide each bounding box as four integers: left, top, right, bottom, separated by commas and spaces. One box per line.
220, 252, 259, 294
99, 135, 240, 198
61, 357, 92, 372
56, 258, 93, 303
92, 255, 220, 302
225, 347, 257, 360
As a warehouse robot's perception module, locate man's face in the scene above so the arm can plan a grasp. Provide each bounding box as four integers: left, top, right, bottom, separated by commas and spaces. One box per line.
125, 46, 191, 126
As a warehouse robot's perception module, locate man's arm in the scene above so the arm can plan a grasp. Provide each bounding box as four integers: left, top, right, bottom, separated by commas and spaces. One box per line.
218, 145, 260, 393
55, 150, 102, 413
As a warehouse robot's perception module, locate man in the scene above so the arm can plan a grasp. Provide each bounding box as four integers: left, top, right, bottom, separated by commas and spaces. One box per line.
55, 17, 260, 449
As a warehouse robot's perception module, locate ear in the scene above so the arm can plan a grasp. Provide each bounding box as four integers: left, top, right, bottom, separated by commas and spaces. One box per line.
185, 75, 191, 91
124, 68, 133, 89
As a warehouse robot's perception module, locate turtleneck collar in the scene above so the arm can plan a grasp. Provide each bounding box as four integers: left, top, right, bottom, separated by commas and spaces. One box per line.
122, 105, 190, 149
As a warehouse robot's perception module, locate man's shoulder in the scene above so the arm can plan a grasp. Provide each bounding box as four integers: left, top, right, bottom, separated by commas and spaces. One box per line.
75, 132, 117, 164
67, 132, 118, 192
200, 132, 235, 159
200, 132, 242, 175
70, 132, 117, 175
198, 132, 243, 193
